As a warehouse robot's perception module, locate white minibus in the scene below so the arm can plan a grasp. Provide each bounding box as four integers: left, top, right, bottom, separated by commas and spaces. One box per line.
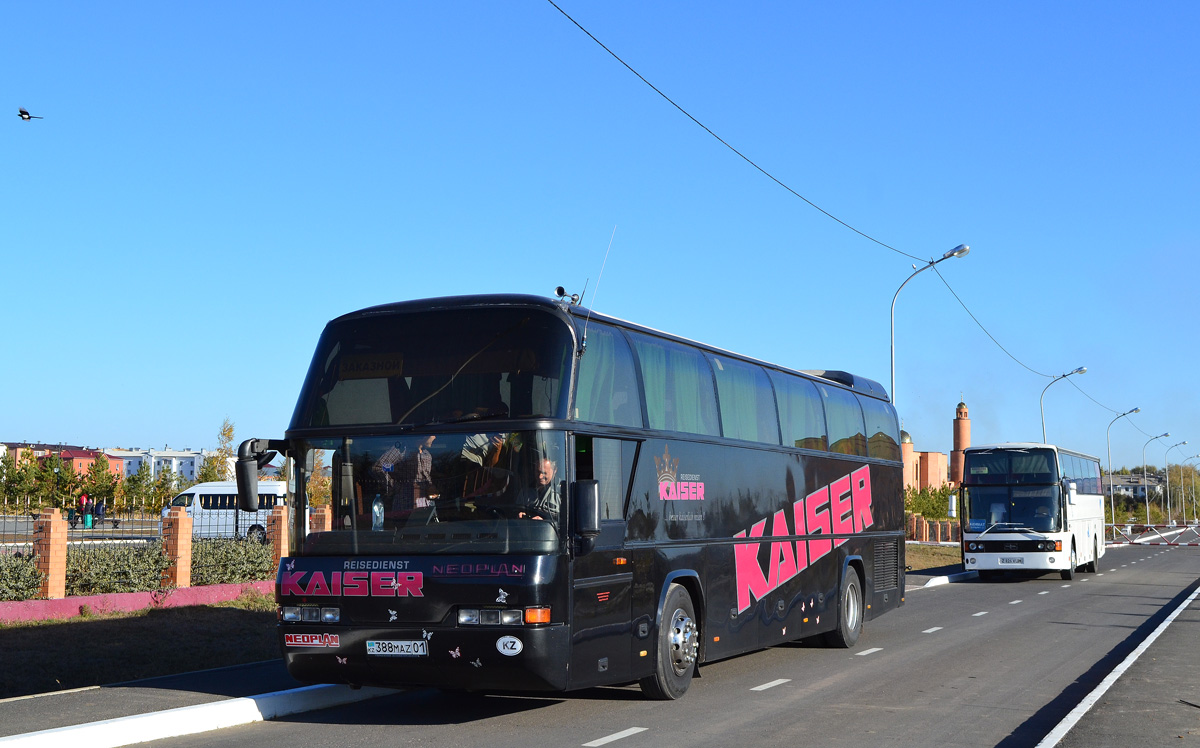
162, 481, 287, 542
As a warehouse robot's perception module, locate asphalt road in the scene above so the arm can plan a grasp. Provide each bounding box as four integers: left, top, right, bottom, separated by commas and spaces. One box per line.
3, 544, 1197, 748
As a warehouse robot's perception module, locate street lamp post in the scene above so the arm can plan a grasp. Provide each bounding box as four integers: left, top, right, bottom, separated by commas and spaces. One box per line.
1106, 407, 1140, 538
1166, 441, 1188, 525
1188, 456, 1200, 525
1142, 433, 1169, 525
890, 244, 969, 407
1040, 367, 1087, 443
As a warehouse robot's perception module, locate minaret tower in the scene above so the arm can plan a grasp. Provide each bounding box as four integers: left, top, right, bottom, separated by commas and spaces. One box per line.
951, 400, 971, 485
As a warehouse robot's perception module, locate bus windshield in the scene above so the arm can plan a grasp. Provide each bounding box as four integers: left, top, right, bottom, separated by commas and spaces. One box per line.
963, 485, 1061, 533
291, 308, 574, 429
962, 448, 1059, 485
300, 430, 568, 556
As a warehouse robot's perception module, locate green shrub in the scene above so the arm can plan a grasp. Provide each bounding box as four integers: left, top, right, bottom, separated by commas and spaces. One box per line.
906, 485, 957, 520
190, 539, 276, 587
0, 554, 44, 601
66, 543, 170, 596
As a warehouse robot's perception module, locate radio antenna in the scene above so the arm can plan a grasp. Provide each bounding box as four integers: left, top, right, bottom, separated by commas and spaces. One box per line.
580, 225, 616, 356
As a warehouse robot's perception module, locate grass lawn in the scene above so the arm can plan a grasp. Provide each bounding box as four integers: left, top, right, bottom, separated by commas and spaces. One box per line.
906, 542, 962, 572
0, 589, 280, 700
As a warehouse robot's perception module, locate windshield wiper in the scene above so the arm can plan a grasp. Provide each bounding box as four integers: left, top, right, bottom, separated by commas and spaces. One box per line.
977, 522, 1034, 536
441, 410, 511, 425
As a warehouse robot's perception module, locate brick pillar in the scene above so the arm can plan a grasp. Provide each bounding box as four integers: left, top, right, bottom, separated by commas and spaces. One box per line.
161, 506, 193, 589
933, 521, 943, 543
34, 509, 68, 599
908, 513, 919, 540
917, 517, 930, 542
309, 505, 332, 533
269, 505, 290, 564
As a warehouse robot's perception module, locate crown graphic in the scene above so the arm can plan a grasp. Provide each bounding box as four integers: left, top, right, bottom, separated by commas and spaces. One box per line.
654, 445, 679, 484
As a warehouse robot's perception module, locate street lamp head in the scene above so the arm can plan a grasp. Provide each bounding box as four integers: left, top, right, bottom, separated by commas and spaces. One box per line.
942, 244, 970, 260
1070, 366, 1087, 376
1130, 407, 1141, 415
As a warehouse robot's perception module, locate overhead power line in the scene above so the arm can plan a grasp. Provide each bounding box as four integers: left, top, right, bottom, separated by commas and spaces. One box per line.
545, 0, 923, 263
549, 1, 1148, 431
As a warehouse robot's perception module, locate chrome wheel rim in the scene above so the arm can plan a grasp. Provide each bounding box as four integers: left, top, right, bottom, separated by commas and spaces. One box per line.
667, 608, 697, 675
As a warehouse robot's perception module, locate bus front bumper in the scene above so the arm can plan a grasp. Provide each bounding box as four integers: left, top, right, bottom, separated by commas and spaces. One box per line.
963, 552, 1068, 571
280, 623, 571, 692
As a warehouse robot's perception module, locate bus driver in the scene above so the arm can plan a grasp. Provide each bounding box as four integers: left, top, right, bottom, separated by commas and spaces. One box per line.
519, 457, 561, 523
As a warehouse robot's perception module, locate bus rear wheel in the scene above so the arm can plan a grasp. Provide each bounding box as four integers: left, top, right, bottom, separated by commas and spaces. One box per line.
639, 584, 698, 700
824, 568, 863, 648
1084, 538, 1098, 573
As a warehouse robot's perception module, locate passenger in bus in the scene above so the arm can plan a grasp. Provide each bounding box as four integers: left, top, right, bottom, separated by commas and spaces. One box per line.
393, 435, 438, 512
989, 503, 1008, 525
1033, 504, 1054, 532
519, 456, 561, 524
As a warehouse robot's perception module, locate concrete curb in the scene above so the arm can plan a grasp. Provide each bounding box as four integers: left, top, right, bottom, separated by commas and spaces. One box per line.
0, 683, 396, 748
922, 570, 978, 587
907, 570, 978, 590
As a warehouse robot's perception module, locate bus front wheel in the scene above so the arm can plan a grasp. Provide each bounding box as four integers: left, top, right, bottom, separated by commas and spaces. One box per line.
824, 568, 863, 648
639, 584, 698, 700
1060, 546, 1077, 580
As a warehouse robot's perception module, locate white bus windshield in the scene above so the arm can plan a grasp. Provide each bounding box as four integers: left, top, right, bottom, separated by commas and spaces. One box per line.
963, 485, 1061, 533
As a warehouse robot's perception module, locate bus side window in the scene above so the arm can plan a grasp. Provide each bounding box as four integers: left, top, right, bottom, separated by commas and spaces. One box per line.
769, 371, 828, 451
820, 385, 868, 457
709, 355, 780, 445
199, 494, 216, 510
629, 333, 720, 437
574, 323, 642, 428
858, 394, 901, 461
576, 436, 637, 521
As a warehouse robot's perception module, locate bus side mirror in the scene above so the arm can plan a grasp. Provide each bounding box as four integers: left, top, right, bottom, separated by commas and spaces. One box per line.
236, 455, 260, 512
1064, 481, 1078, 505
573, 480, 601, 555
237, 439, 280, 512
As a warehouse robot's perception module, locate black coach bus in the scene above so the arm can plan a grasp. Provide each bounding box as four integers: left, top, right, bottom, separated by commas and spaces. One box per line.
236, 293, 905, 699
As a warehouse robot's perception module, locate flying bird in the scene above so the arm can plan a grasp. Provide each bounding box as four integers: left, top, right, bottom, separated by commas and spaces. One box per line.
18, 108, 43, 121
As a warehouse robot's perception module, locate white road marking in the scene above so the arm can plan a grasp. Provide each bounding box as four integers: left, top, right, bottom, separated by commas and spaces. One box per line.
1009, 600, 1022, 605
923, 626, 943, 634
584, 727, 649, 747
1061, 584, 1071, 588
0, 686, 99, 705
750, 679, 791, 691
856, 647, 883, 656
1039, 591, 1050, 595
973, 611, 988, 617
1035, 586, 1200, 748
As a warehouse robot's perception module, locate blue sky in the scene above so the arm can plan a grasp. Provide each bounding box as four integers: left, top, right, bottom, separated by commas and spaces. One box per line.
4, 2, 1197, 472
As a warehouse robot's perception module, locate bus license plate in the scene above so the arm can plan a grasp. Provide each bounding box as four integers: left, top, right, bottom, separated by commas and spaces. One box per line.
367, 640, 428, 657
999, 557, 1024, 565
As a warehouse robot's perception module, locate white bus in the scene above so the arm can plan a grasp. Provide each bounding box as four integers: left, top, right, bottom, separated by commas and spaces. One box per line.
959, 444, 1104, 580
162, 481, 287, 542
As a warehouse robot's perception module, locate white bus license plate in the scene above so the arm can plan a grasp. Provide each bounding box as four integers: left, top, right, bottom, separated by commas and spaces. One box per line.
367, 640, 428, 657
999, 557, 1024, 565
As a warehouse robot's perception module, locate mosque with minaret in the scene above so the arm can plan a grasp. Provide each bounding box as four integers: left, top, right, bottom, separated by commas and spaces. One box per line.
902, 400, 970, 491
